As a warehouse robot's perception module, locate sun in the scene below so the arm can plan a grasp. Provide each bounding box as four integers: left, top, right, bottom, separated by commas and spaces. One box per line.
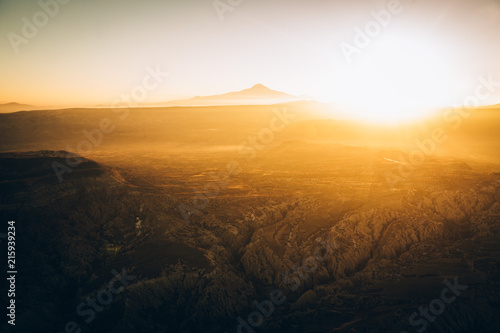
326, 32, 454, 124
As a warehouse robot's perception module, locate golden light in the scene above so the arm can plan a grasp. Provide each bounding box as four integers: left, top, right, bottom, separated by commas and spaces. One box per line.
328, 32, 454, 124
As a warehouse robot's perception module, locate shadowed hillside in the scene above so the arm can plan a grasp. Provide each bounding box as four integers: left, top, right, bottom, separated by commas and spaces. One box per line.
1, 140, 499, 332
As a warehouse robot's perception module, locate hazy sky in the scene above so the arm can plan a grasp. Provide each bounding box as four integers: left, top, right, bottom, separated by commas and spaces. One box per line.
1, 0, 499, 107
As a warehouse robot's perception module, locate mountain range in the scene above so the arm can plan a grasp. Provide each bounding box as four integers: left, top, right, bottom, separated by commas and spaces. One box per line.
0, 102, 38, 113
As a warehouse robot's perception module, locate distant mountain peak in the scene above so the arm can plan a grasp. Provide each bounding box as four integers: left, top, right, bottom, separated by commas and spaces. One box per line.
249, 83, 268, 90
240, 83, 278, 94
228, 83, 291, 97
154, 84, 304, 107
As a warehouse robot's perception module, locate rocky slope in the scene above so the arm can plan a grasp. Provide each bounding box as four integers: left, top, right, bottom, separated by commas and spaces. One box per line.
1, 151, 499, 333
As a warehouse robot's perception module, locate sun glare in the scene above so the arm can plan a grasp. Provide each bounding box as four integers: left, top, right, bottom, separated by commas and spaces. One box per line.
329, 33, 453, 124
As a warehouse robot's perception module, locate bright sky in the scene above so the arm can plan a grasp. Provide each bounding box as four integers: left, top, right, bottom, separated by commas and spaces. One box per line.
1, 0, 499, 111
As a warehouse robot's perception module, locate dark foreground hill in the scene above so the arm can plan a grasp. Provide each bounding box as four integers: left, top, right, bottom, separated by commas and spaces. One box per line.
1, 149, 500, 333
